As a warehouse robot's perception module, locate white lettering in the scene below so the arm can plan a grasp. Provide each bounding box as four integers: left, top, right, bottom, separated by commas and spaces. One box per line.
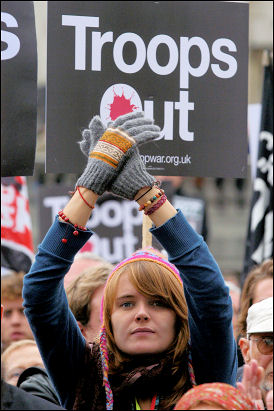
43, 196, 69, 222
1, 186, 15, 228
211, 38, 237, 78
180, 36, 210, 89
15, 196, 31, 233
1, 12, 20, 60
113, 32, 146, 73
91, 31, 113, 71
175, 90, 194, 141
62, 15, 99, 70
144, 100, 174, 141
147, 34, 178, 75
100, 201, 122, 227
122, 201, 143, 231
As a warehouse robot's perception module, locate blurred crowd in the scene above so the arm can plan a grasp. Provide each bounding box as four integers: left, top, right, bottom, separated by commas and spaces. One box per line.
1, 252, 273, 410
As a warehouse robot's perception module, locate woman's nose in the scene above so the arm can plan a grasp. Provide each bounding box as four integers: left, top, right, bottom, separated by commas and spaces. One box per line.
135, 303, 150, 321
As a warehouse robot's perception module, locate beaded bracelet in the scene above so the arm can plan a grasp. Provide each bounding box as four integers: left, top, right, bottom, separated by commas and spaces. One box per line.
144, 194, 167, 215
135, 187, 153, 202
58, 210, 87, 243
138, 189, 165, 211
135, 181, 161, 202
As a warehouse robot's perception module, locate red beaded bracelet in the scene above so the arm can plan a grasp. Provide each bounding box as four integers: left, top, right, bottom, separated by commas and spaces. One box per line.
144, 194, 167, 215
58, 210, 87, 243
138, 189, 165, 211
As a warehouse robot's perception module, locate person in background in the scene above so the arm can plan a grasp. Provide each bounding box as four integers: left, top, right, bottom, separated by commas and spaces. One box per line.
1, 338, 61, 405
64, 251, 108, 288
1, 339, 44, 386
237, 259, 273, 340
0, 305, 65, 410
174, 382, 256, 410
237, 260, 273, 368
175, 360, 273, 410
17, 366, 61, 406
1, 272, 34, 352
65, 262, 113, 342
239, 297, 273, 408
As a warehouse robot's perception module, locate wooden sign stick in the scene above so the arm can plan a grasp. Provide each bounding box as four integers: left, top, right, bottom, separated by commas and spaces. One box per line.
142, 213, 153, 248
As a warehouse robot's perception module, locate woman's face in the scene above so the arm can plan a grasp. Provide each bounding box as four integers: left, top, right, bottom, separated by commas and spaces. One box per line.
111, 272, 176, 355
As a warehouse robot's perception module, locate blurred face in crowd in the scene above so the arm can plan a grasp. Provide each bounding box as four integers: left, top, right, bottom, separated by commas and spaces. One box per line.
3, 343, 44, 386
111, 272, 176, 355
240, 332, 273, 401
64, 258, 102, 288
253, 278, 273, 304
1, 298, 33, 349
79, 284, 105, 342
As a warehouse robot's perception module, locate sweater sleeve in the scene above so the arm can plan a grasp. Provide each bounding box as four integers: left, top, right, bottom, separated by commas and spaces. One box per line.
23, 217, 93, 409
150, 210, 237, 386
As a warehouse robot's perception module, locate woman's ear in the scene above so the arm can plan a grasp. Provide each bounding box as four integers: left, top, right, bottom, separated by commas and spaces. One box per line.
239, 337, 251, 363
77, 321, 87, 338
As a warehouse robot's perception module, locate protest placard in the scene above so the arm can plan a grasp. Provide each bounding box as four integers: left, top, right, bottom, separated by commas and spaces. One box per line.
1, 1, 37, 176
38, 183, 207, 263
46, 1, 249, 177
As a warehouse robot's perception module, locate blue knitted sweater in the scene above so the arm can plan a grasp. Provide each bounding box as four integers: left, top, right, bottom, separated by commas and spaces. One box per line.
23, 210, 237, 409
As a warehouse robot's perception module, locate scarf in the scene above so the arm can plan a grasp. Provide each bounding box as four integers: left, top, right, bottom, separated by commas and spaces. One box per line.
73, 342, 192, 411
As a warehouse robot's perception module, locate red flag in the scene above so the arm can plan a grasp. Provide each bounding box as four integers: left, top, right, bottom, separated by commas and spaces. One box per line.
1, 177, 34, 275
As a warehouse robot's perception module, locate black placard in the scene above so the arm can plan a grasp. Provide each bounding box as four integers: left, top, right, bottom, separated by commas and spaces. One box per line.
1, 1, 37, 176
46, 1, 249, 177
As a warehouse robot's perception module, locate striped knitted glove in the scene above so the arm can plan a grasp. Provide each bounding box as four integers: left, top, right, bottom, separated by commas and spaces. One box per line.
77, 112, 161, 199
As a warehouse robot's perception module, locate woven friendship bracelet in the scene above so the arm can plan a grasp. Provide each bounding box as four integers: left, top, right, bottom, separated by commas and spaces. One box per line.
89, 128, 135, 169
144, 194, 167, 215
138, 189, 165, 211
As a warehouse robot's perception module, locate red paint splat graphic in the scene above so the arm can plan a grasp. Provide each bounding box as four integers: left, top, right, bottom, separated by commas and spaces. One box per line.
107, 88, 139, 121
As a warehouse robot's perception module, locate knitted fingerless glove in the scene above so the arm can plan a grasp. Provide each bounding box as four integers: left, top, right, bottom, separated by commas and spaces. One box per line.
76, 127, 135, 195
77, 112, 161, 199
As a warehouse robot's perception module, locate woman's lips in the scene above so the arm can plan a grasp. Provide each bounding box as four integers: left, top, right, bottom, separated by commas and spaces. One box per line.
131, 328, 155, 334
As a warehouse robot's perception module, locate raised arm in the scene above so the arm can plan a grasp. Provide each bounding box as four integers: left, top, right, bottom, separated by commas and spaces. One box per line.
23, 112, 161, 409
135, 187, 237, 386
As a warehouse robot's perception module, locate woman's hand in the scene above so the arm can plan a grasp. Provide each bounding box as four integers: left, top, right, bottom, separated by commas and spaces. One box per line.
78, 111, 160, 199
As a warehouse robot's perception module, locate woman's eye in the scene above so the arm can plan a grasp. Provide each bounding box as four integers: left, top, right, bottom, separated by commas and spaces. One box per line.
121, 302, 133, 308
150, 300, 165, 307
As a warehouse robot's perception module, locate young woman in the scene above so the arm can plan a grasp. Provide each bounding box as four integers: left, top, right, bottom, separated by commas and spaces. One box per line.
23, 112, 237, 410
